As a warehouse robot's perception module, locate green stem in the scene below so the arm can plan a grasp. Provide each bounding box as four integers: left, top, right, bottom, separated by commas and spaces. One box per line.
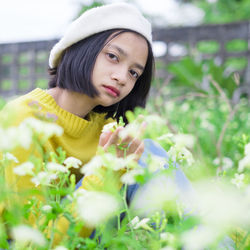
122, 184, 134, 237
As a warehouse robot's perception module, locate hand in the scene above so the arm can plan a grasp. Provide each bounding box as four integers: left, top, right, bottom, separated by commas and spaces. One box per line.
99, 124, 146, 161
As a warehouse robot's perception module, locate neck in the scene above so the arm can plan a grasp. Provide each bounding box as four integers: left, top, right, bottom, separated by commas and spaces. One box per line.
46, 87, 96, 118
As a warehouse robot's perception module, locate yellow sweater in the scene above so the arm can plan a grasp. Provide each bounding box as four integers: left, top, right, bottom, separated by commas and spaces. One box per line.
0, 88, 116, 243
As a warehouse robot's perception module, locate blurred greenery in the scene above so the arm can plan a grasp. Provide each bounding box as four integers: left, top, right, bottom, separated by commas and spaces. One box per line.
193, 0, 250, 24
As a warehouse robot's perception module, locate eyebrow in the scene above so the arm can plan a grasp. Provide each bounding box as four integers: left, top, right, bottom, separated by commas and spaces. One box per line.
107, 44, 145, 72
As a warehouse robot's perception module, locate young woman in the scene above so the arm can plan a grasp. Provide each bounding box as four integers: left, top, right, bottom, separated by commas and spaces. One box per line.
0, 2, 158, 243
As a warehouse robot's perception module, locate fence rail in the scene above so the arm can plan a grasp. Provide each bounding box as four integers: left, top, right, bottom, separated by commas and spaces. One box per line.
0, 21, 250, 99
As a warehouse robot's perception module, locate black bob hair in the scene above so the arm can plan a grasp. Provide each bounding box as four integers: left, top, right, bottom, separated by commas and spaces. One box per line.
48, 29, 155, 124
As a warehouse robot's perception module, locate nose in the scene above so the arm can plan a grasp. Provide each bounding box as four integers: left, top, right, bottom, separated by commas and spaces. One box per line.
111, 68, 127, 86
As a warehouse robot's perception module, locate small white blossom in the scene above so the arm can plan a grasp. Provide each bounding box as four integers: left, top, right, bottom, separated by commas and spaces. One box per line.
0, 125, 32, 151
64, 157, 82, 169
77, 190, 120, 227
182, 226, 218, 250
172, 133, 196, 149
31, 171, 58, 186
120, 168, 144, 185
244, 143, 250, 155
160, 232, 175, 244
18, 123, 33, 149
133, 217, 151, 230
102, 122, 118, 133
22, 117, 63, 138
144, 115, 166, 126
206, 0, 217, 3
231, 173, 245, 189
131, 175, 179, 216
119, 122, 141, 140
238, 155, 250, 172
168, 145, 194, 166
81, 155, 103, 176
130, 216, 140, 227
192, 180, 250, 232
157, 133, 174, 142
102, 153, 137, 171
213, 157, 233, 171
81, 153, 137, 176
42, 205, 52, 213
11, 225, 46, 246
47, 162, 68, 173
13, 162, 34, 176
53, 246, 68, 250
147, 155, 167, 173
160, 247, 175, 250
4, 152, 19, 163
200, 119, 215, 132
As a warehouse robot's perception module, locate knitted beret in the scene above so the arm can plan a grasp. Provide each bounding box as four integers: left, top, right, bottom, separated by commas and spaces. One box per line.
49, 2, 152, 68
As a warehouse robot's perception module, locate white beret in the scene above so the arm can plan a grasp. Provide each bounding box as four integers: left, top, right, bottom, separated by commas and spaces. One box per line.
49, 2, 152, 68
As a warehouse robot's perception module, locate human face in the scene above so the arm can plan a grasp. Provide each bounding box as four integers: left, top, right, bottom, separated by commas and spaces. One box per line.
91, 32, 148, 107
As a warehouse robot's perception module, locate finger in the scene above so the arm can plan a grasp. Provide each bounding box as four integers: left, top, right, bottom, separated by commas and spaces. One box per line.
117, 135, 134, 150
104, 127, 123, 149
134, 141, 145, 162
99, 131, 113, 147
127, 138, 142, 155
137, 121, 147, 139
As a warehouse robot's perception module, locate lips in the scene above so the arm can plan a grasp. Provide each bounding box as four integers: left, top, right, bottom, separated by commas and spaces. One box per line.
103, 85, 120, 97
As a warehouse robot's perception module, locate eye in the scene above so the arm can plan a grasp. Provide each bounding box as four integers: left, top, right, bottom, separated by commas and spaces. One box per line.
129, 69, 139, 79
107, 53, 118, 62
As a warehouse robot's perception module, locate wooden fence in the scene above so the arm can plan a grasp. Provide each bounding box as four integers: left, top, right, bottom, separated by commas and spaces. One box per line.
0, 21, 250, 100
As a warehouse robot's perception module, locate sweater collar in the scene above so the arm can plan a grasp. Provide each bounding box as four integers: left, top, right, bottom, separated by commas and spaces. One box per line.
27, 88, 105, 138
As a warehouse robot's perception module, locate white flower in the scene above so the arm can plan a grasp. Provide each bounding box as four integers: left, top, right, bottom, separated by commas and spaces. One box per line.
192, 180, 250, 232
77, 190, 120, 227
102, 122, 118, 133
231, 173, 245, 189
120, 168, 144, 185
0, 125, 32, 151
119, 122, 141, 140
130, 216, 140, 226
31, 171, 58, 186
182, 226, 218, 250
157, 133, 174, 142
144, 115, 166, 127
172, 133, 196, 149
206, 0, 217, 3
200, 119, 215, 132
64, 157, 82, 169
17, 123, 33, 149
22, 117, 63, 138
213, 157, 233, 171
81, 153, 137, 176
13, 162, 34, 176
53, 246, 68, 250
132, 217, 151, 230
11, 225, 46, 246
160, 232, 175, 245
102, 153, 137, 171
160, 247, 175, 250
244, 143, 250, 155
168, 145, 194, 166
131, 175, 179, 216
42, 205, 52, 213
81, 155, 103, 176
4, 152, 18, 163
238, 155, 250, 172
147, 155, 167, 173
47, 162, 68, 173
